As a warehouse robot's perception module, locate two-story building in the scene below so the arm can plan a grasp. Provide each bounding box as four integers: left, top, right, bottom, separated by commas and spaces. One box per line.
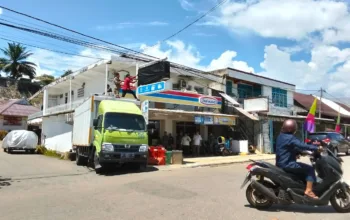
28, 55, 238, 154
212, 68, 332, 153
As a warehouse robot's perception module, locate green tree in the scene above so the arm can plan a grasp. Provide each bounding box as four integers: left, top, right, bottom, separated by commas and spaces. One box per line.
0, 43, 36, 79
61, 69, 73, 77
35, 74, 55, 86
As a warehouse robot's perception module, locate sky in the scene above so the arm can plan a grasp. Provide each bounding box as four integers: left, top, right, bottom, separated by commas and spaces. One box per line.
1, 0, 350, 103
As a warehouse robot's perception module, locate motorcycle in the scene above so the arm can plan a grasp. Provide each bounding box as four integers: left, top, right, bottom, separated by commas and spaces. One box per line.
240, 140, 350, 213
214, 136, 231, 156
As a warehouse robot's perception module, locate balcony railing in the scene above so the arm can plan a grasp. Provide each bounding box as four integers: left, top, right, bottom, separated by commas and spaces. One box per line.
28, 111, 43, 120
46, 98, 85, 115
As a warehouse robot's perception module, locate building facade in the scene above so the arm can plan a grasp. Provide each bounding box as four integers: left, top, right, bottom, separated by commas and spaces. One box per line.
28, 56, 237, 153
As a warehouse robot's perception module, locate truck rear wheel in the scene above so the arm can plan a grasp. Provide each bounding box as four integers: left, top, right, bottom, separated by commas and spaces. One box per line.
76, 148, 86, 166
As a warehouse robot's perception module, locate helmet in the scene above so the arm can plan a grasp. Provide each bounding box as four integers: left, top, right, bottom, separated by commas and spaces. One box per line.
281, 119, 297, 134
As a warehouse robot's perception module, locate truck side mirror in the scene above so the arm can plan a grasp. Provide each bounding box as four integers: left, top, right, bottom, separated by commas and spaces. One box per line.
93, 119, 98, 127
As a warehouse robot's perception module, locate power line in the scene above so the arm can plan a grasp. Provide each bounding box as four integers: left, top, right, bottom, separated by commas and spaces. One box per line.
158, 0, 229, 44
0, 5, 158, 59
0, 37, 105, 60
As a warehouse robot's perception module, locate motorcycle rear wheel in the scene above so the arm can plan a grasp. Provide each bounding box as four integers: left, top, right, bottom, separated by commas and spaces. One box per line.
246, 181, 274, 210
330, 188, 350, 213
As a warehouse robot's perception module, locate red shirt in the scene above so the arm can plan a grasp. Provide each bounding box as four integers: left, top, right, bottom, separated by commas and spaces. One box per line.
122, 76, 136, 90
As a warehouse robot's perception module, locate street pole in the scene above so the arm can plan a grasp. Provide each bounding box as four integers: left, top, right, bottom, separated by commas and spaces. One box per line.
319, 87, 323, 118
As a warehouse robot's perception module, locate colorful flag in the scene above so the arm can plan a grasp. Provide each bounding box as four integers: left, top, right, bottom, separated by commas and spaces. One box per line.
335, 111, 341, 133
304, 98, 317, 133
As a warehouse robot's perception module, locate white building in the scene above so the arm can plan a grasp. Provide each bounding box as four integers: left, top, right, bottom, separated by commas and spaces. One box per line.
28, 56, 238, 153
213, 68, 299, 153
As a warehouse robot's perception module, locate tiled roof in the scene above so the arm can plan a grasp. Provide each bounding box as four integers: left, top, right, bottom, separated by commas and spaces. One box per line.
0, 99, 40, 117
293, 92, 345, 118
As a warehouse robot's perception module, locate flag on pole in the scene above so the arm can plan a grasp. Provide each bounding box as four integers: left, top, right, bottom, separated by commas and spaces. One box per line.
304, 98, 317, 133
335, 111, 341, 133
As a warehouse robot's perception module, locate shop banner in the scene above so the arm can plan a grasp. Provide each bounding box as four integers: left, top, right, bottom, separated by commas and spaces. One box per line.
195, 116, 204, 124
214, 116, 236, 125
203, 116, 213, 125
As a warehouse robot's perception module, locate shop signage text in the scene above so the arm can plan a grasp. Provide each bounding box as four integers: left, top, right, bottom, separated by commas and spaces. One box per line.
137, 81, 167, 95
199, 96, 218, 106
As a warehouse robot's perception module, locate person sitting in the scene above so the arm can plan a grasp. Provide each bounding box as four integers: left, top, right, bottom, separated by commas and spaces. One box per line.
276, 119, 323, 199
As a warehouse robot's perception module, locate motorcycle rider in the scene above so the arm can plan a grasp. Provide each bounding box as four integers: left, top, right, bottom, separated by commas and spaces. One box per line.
276, 119, 323, 199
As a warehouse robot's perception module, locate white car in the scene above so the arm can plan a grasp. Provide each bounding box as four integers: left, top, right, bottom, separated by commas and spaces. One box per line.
2, 130, 38, 154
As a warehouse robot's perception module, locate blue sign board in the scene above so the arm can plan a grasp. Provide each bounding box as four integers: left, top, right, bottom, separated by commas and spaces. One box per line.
203, 116, 213, 125
194, 116, 204, 124
137, 81, 166, 95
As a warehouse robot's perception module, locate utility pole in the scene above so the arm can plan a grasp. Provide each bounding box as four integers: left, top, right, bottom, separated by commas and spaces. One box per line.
319, 88, 323, 118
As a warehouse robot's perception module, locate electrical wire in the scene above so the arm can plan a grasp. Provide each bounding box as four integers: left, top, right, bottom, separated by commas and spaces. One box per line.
0, 37, 105, 60
157, 0, 229, 44
0, 6, 159, 59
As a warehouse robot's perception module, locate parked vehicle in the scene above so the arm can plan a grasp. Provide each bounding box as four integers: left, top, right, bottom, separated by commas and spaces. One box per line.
73, 95, 149, 173
305, 132, 350, 156
2, 130, 38, 154
241, 141, 350, 213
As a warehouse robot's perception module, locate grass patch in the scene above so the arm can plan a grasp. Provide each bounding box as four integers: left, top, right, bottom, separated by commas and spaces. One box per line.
35, 145, 62, 159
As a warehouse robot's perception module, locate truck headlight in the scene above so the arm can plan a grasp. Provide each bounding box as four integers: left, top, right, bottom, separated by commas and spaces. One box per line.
102, 143, 114, 152
139, 144, 148, 152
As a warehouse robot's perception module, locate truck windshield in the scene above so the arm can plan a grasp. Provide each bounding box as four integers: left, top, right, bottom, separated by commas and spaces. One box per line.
104, 113, 146, 131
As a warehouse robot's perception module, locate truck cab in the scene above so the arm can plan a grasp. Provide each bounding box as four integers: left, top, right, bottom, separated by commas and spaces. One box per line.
92, 100, 148, 169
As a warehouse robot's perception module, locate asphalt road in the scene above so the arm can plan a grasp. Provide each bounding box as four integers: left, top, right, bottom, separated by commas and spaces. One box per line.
1, 150, 350, 220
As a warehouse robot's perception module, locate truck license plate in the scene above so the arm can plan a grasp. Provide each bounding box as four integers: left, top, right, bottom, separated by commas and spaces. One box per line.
121, 153, 135, 159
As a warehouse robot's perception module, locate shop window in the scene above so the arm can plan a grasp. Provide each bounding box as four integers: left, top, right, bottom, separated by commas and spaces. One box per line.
194, 86, 204, 94
59, 94, 63, 99
237, 83, 262, 99
272, 87, 287, 108
172, 83, 180, 90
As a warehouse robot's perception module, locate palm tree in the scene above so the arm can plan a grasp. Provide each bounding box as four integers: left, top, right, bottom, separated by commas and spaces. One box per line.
0, 43, 36, 79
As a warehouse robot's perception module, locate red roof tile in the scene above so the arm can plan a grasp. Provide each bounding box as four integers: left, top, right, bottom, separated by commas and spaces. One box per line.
0, 99, 40, 117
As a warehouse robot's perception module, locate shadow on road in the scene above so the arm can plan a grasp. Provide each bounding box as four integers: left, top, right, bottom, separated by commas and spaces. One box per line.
96, 165, 159, 176
0, 176, 12, 189
244, 204, 336, 214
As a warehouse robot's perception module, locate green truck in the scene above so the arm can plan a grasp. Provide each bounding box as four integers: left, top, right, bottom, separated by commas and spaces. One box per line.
72, 95, 148, 173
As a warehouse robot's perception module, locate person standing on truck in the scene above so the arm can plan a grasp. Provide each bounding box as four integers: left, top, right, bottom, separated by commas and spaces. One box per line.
113, 71, 122, 98
122, 73, 138, 100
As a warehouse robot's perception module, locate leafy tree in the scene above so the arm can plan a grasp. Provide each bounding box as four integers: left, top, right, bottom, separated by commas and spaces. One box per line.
35, 74, 55, 86
61, 69, 73, 77
0, 43, 36, 79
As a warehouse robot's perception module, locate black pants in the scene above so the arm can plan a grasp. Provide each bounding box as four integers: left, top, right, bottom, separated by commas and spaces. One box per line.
121, 89, 137, 99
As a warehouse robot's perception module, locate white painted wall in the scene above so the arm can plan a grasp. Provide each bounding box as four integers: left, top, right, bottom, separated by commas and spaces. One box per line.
0, 117, 27, 131
42, 115, 73, 152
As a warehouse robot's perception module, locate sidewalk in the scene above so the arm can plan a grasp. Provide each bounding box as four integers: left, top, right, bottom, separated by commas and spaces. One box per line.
156, 154, 275, 171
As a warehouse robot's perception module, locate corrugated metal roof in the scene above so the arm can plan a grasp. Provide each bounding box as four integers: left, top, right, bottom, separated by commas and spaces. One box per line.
293, 92, 343, 118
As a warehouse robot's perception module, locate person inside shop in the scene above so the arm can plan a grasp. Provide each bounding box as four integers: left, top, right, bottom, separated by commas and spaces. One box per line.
192, 131, 202, 157
176, 131, 183, 150
113, 71, 122, 98
276, 119, 323, 199
162, 131, 169, 149
208, 132, 216, 154
168, 133, 174, 150
104, 84, 113, 96
122, 73, 138, 100
181, 133, 191, 156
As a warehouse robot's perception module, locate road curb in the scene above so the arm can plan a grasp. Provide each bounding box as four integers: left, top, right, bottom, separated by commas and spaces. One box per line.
156, 156, 275, 171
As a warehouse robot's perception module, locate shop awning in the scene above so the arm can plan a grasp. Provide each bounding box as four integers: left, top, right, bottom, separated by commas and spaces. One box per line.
220, 93, 259, 121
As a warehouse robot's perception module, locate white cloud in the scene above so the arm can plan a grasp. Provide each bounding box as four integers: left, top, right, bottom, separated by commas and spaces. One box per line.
208, 0, 350, 42
141, 40, 254, 72
27, 48, 112, 77
0, 8, 2, 15
96, 21, 168, 31
258, 44, 350, 97
179, 0, 194, 11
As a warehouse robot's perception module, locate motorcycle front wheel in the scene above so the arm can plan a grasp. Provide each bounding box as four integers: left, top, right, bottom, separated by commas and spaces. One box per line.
246, 182, 273, 210
330, 188, 350, 213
